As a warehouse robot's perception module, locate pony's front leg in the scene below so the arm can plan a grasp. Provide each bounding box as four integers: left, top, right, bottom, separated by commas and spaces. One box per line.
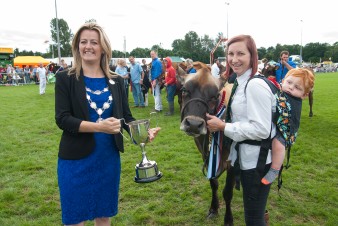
207, 178, 219, 218
309, 90, 314, 117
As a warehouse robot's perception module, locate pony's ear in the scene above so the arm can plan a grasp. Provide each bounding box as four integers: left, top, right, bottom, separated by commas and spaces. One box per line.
176, 65, 187, 85
218, 74, 227, 92
193, 61, 211, 71
179, 74, 188, 85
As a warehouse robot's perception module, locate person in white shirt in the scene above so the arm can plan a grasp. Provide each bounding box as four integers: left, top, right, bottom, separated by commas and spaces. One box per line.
36, 62, 47, 95
258, 58, 268, 74
206, 35, 275, 226
24, 65, 31, 84
211, 59, 220, 78
11, 67, 20, 85
6, 65, 13, 84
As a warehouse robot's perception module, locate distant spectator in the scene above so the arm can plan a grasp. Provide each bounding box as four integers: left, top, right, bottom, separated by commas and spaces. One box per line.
141, 59, 151, 106
115, 59, 130, 98
258, 58, 268, 74
150, 50, 163, 112
55, 59, 68, 74
6, 64, 11, 75
36, 63, 47, 95
276, 51, 296, 83
12, 67, 20, 86
185, 58, 197, 74
48, 62, 56, 74
60, 59, 68, 70
128, 56, 145, 108
32, 66, 38, 84
0, 67, 5, 81
163, 57, 176, 116
24, 65, 31, 84
211, 59, 220, 78
6, 64, 12, 83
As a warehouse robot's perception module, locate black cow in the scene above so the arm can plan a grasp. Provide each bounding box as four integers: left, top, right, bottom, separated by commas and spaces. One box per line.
180, 62, 235, 226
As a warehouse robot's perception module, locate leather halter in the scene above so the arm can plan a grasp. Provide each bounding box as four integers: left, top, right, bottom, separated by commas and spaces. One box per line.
180, 97, 216, 122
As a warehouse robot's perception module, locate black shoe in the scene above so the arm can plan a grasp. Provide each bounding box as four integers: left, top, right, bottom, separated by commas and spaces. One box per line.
165, 112, 173, 116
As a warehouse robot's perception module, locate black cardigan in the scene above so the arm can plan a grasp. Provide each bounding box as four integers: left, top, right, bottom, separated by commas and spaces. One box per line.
55, 69, 135, 160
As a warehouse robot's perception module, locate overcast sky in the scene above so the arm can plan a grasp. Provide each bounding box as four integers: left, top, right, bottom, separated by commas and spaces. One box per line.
1, 0, 337, 55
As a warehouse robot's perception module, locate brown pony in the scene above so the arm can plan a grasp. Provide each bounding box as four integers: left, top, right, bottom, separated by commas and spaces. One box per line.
180, 62, 235, 226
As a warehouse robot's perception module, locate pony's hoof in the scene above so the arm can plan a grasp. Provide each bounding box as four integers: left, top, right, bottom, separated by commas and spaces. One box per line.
224, 216, 234, 226
207, 210, 218, 219
309, 112, 313, 117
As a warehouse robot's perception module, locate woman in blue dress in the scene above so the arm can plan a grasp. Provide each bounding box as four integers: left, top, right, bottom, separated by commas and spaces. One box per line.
55, 22, 160, 226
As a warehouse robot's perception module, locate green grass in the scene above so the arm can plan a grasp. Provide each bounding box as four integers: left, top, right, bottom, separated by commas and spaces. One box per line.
0, 73, 337, 226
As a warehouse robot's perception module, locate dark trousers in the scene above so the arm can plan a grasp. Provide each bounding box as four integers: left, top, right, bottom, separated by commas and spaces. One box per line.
125, 84, 129, 99
241, 164, 271, 226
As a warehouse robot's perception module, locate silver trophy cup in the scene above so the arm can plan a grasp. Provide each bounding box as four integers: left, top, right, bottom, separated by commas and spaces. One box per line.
128, 119, 162, 183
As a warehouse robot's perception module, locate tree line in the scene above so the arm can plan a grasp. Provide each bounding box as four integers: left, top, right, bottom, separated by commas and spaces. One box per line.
14, 18, 338, 64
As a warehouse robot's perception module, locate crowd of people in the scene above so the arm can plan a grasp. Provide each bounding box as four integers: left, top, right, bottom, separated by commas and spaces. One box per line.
0, 64, 35, 85
1, 51, 200, 116
0, 59, 68, 86
109, 52, 200, 116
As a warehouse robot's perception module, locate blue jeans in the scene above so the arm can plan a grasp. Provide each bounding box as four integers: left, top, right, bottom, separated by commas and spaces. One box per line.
166, 84, 176, 103
25, 74, 30, 84
131, 82, 144, 106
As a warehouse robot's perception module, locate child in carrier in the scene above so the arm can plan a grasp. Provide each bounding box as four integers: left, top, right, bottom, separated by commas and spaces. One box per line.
261, 68, 315, 185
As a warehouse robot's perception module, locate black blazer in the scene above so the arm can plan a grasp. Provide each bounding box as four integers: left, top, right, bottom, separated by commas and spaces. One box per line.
55, 69, 135, 160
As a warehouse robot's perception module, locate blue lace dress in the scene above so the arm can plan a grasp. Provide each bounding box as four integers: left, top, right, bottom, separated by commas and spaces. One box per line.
58, 76, 121, 225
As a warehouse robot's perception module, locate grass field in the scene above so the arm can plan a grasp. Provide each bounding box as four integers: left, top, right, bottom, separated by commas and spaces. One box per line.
0, 73, 337, 226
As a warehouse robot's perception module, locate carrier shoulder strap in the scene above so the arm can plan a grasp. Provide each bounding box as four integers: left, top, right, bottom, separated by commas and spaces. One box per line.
244, 74, 279, 95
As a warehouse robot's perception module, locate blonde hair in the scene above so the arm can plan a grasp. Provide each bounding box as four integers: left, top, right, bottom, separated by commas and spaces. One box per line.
285, 68, 315, 94
186, 58, 193, 66
68, 22, 116, 79
119, 58, 126, 67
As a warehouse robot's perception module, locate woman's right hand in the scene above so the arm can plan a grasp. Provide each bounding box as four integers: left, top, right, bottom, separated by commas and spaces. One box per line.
206, 113, 226, 133
99, 117, 121, 134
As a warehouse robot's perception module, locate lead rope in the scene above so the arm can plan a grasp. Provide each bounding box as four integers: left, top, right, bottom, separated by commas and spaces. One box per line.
206, 90, 226, 179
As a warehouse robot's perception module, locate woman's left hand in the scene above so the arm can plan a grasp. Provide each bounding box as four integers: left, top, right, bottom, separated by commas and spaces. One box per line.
148, 127, 161, 142
206, 113, 226, 133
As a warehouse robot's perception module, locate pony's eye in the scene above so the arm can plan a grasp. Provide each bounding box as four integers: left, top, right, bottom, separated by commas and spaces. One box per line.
209, 96, 218, 103
181, 87, 189, 96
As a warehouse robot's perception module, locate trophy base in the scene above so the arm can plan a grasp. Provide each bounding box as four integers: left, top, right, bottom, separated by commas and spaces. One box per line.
134, 161, 163, 183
